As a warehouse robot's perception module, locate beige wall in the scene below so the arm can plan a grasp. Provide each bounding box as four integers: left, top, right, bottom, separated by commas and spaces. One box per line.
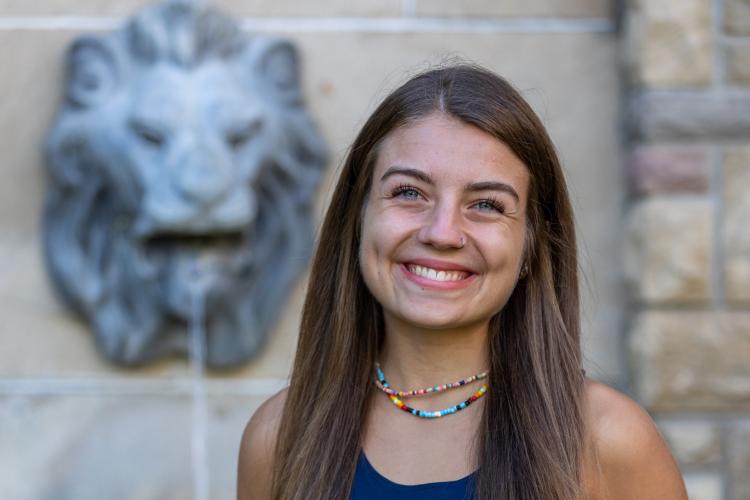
0, 1, 625, 498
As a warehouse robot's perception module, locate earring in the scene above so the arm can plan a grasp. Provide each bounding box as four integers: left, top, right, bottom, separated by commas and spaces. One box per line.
519, 263, 529, 279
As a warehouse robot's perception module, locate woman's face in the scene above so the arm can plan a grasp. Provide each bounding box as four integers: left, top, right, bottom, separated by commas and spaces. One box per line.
359, 112, 530, 331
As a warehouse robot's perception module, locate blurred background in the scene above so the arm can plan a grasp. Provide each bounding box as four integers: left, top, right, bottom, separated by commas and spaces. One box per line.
0, 0, 748, 498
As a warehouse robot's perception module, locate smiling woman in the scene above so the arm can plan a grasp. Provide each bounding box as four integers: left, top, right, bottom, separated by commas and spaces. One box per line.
237, 65, 687, 500
359, 113, 529, 331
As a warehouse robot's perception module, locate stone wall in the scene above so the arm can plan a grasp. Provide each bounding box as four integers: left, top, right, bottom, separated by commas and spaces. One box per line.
0, 1, 621, 498
624, 0, 750, 499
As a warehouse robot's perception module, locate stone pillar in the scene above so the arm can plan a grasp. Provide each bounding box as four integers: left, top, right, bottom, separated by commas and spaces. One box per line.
624, 1, 750, 498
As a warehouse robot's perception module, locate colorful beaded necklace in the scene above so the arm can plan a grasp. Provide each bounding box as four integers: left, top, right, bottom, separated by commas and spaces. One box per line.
375, 364, 489, 419
374, 363, 489, 397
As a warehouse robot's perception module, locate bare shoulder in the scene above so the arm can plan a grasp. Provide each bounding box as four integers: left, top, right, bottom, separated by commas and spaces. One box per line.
237, 388, 288, 500
583, 380, 687, 500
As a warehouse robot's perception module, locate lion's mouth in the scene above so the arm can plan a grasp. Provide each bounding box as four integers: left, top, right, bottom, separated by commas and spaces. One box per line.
137, 231, 251, 277
144, 231, 245, 250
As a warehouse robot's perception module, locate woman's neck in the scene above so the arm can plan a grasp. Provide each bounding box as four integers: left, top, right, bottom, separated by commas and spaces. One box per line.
378, 314, 490, 390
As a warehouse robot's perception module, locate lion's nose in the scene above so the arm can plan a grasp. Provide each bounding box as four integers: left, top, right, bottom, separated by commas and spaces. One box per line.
174, 161, 231, 206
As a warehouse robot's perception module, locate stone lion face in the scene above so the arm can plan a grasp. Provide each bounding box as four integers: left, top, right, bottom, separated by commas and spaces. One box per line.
118, 63, 267, 317
44, 1, 327, 367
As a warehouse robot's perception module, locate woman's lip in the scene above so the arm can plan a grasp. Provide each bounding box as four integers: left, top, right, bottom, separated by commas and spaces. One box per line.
402, 258, 476, 273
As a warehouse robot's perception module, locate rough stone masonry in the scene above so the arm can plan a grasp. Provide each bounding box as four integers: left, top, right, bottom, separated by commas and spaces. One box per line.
624, 1, 750, 499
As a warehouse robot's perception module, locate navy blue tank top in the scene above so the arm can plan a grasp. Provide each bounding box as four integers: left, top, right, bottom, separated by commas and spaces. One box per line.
350, 452, 475, 500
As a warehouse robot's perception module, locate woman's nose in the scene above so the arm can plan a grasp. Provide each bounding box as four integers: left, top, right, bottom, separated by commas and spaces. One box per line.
416, 203, 465, 250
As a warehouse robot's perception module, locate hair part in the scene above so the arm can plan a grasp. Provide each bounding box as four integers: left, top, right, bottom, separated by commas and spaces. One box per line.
272, 64, 584, 500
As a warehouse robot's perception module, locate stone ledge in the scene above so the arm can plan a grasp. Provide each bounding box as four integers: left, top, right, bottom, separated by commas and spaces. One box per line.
0, 0, 402, 17
413, 0, 612, 18
630, 91, 750, 141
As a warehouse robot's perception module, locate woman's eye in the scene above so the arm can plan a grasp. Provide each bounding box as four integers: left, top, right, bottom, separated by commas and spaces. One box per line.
474, 199, 505, 213
392, 185, 423, 200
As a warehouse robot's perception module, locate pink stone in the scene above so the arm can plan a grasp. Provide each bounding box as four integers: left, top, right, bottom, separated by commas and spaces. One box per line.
629, 145, 711, 194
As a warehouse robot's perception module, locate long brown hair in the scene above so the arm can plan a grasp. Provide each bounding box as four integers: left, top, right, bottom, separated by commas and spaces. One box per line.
271, 64, 584, 500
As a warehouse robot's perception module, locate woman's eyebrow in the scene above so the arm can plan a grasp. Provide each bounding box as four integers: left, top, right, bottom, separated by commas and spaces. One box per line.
464, 181, 520, 203
380, 166, 433, 184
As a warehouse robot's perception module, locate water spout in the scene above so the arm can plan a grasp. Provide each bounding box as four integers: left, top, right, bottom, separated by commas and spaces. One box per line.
188, 263, 209, 500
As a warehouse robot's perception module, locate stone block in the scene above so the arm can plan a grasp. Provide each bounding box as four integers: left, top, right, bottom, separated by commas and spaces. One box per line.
414, 0, 612, 18
630, 311, 750, 411
624, 197, 712, 304
0, 395, 193, 500
0, 0, 400, 17
724, 148, 750, 304
207, 396, 269, 499
684, 473, 724, 500
629, 145, 711, 195
630, 91, 750, 141
729, 421, 750, 500
0, 33, 72, 235
726, 0, 750, 35
727, 43, 750, 85
626, 0, 713, 87
658, 420, 721, 467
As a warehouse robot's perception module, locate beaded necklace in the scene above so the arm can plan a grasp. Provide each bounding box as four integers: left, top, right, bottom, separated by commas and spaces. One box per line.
375, 363, 489, 419
374, 363, 488, 397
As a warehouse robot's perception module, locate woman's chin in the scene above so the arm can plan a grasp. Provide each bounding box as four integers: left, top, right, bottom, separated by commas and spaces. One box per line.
391, 309, 484, 332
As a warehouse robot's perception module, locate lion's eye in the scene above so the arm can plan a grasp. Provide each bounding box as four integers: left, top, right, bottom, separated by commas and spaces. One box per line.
129, 120, 166, 148
226, 120, 262, 151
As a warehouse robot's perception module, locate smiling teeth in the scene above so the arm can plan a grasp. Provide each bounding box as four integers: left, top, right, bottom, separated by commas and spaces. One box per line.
408, 264, 468, 281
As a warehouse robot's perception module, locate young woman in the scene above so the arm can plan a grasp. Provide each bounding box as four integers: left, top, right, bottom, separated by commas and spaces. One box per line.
237, 65, 687, 500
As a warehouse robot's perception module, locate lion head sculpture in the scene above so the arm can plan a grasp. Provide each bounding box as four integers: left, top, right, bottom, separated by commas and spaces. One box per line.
43, 0, 328, 367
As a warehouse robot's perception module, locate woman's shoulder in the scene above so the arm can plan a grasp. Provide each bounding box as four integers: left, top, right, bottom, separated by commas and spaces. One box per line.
237, 388, 288, 500
243, 387, 288, 442
582, 379, 687, 500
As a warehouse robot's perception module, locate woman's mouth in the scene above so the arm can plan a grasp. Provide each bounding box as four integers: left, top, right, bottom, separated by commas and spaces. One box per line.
407, 264, 470, 282
400, 261, 477, 289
